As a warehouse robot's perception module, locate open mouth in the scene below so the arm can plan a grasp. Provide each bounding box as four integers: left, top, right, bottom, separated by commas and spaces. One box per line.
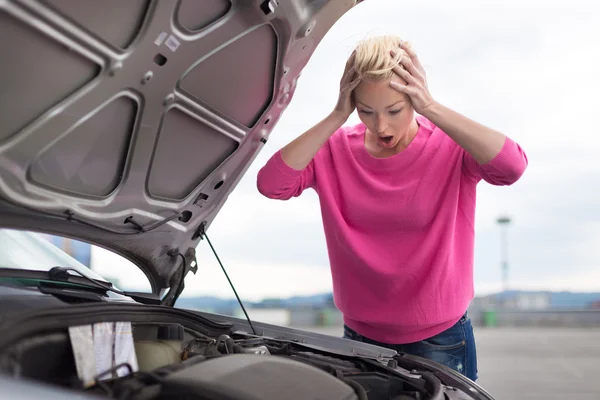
377, 135, 394, 146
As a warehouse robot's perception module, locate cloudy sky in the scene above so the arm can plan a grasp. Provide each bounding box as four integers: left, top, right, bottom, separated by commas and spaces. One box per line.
93, 0, 600, 301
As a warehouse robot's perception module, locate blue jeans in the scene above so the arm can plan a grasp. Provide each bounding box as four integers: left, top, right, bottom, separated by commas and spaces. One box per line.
343, 313, 478, 381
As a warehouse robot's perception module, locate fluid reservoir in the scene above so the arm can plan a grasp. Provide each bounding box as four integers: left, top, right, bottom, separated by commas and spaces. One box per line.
135, 324, 184, 371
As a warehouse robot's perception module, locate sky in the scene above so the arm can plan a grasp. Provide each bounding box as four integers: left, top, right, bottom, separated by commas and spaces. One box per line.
92, 0, 600, 301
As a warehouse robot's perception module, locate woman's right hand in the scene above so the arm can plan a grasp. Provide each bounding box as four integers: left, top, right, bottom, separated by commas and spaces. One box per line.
277, 53, 360, 171
333, 52, 361, 120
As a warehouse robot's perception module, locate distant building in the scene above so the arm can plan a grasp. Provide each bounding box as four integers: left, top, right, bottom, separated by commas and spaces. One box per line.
504, 292, 551, 310
472, 291, 551, 310
236, 308, 290, 326
471, 291, 600, 311
255, 298, 284, 309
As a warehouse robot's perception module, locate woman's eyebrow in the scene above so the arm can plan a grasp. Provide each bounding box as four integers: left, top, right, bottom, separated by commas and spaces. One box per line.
357, 101, 404, 109
385, 101, 404, 108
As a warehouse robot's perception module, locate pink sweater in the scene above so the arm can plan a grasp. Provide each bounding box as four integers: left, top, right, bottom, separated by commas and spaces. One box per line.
256, 116, 528, 343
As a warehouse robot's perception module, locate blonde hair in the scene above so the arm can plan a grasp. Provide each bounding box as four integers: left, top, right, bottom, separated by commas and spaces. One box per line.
353, 35, 406, 81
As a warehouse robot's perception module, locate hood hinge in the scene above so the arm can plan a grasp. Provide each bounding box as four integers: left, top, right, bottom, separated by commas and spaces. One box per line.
161, 247, 198, 307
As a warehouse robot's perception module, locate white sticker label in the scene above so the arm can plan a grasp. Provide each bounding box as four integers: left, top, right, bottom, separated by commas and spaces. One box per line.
93, 322, 114, 379
69, 322, 139, 386
154, 31, 168, 46
114, 322, 138, 377
68, 325, 96, 388
165, 35, 181, 52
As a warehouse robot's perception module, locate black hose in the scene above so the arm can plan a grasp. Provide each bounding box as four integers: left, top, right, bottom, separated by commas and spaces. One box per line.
420, 372, 444, 400
215, 334, 235, 354
225, 337, 235, 354
341, 378, 368, 400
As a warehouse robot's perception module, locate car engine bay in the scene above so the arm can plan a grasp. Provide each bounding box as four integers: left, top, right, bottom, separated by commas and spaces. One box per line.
0, 313, 478, 400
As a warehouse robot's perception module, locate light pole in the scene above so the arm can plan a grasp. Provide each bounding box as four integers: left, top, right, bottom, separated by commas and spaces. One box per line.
497, 216, 511, 292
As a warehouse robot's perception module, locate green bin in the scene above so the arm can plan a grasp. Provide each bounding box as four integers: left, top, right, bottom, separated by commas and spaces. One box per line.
482, 310, 497, 327
318, 309, 331, 327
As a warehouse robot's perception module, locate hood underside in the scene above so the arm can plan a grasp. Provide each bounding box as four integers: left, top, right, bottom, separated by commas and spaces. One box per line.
0, 0, 357, 293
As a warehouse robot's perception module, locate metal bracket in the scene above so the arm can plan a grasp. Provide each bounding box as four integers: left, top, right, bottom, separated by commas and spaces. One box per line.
161, 247, 198, 306
192, 220, 207, 240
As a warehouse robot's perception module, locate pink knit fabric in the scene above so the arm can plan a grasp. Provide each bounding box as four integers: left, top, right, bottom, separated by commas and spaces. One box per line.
257, 116, 528, 343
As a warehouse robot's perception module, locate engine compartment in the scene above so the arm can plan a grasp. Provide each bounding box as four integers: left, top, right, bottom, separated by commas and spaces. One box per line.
0, 319, 449, 400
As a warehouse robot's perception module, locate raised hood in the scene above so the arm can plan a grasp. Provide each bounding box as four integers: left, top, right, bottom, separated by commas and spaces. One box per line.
0, 0, 358, 295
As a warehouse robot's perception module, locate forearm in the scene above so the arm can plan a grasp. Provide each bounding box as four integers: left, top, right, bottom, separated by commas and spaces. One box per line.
280, 111, 347, 170
256, 151, 313, 200
422, 102, 506, 164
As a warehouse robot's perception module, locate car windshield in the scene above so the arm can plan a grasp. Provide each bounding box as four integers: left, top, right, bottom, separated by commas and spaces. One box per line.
0, 228, 113, 286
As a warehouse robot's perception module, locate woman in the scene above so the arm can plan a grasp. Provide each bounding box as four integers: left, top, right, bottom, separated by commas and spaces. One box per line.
256, 35, 528, 381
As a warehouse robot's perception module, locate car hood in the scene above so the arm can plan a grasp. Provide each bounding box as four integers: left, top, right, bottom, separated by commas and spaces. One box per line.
0, 0, 358, 294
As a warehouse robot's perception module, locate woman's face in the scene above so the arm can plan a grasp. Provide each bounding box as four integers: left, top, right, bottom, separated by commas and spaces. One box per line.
353, 74, 416, 153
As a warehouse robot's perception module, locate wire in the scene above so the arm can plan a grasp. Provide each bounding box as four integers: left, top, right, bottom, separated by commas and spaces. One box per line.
93, 362, 134, 396
160, 252, 188, 307
174, 253, 187, 301
64, 210, 181, 235
203, 232, 257, 336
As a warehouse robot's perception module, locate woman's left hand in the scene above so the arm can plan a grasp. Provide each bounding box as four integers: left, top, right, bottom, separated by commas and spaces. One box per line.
389, 42, 437, 115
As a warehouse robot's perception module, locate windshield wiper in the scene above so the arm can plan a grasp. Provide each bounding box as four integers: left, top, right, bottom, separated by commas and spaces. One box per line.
0, 268, 161, 305
38, 284, 109, 303
48, 266, 114, 291
48, 267, 162, 305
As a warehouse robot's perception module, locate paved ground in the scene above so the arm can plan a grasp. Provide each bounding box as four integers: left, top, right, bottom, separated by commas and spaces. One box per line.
304, 326, 600, 400
474, 327, 600, 400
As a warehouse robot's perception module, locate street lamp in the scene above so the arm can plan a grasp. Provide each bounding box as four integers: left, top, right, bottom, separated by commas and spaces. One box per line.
497, 216, 511, 292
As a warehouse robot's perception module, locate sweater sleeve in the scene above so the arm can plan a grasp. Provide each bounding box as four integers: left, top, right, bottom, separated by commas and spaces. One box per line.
256, 150, 316, 200
462, 137, 528, 185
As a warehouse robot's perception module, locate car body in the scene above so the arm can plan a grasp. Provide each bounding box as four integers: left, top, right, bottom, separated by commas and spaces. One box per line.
0, 1, 495, 399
